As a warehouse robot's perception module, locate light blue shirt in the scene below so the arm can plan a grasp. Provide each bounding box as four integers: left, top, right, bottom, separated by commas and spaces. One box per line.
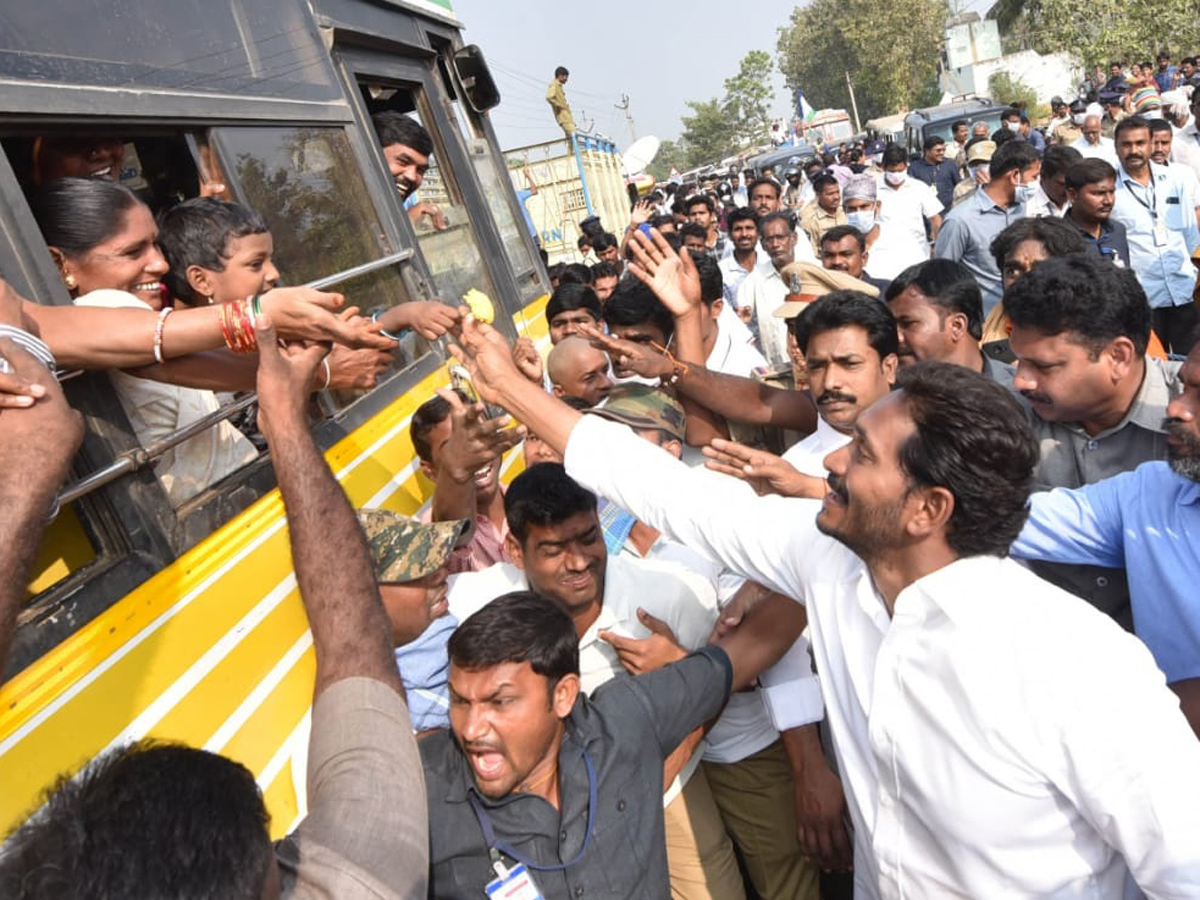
934, 188, 1024, 315
1110, 162, 1200, 308
1011, 461, 1200, 683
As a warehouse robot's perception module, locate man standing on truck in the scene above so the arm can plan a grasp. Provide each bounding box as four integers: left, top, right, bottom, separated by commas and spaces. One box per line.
547, 66, 575, 140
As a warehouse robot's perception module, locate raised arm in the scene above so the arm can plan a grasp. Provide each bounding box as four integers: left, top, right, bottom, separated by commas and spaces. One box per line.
254, 318, 401, 698
22, 284, 395, 371
0, 338, 83, 673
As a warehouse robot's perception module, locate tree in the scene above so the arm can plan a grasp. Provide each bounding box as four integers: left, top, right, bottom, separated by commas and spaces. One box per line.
647, 139, 689, 182
988, 0, 1200, 66
723, 51, 776, 146
680, 99, 735, 167
988, 71, 1037, 108
777, 0, 949, 122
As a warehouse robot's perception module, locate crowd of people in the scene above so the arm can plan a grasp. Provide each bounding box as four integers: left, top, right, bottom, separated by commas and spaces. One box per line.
2, 55, 1200, 900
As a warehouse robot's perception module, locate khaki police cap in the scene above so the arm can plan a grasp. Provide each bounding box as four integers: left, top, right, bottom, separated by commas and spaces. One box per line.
356, 509, 469, 583
966, 139, 996, 164
772, 262, 880, 320
587, 384, 686, 442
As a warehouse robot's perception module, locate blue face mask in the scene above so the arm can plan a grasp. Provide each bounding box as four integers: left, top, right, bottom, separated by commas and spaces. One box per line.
1016, 180, 1037, 204
847, 209, 876, 232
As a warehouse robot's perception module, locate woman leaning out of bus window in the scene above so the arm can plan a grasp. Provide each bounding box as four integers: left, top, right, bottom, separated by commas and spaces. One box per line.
29, 177, 260, 506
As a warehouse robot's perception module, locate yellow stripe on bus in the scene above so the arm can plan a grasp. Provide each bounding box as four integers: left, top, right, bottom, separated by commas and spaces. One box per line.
0, 295, 551, 835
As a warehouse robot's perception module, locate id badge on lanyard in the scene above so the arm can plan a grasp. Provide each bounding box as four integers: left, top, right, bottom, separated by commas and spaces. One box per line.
1153, 222, 1170, 247
486, 860, 545, 900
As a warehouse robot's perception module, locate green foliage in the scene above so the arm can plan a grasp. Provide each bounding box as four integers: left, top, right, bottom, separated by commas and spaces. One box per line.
778, 0, 949, 122
680, 99, 736, 167
990, 0, 1200, 66
988, 71, 1037, 107
723, 50, 777, 146
647, 139, 689, 182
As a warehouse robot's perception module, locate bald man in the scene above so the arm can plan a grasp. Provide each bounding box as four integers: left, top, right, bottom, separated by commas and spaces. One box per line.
546, 335, 613, 406
1072, 115, 1118, 165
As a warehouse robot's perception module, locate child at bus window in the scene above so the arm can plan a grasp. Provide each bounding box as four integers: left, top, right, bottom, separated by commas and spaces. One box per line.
157, 196, 462, 344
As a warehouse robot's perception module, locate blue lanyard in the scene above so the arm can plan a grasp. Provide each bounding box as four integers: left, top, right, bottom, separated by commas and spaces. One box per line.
466, 749, 598, 873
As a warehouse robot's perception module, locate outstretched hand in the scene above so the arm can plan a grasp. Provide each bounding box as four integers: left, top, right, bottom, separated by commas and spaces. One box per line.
260, 287, 397, 351
447, 308, 523, 408
576, 322, 672, 381
626, 228, 703, 318
702, 438, 826, 499
254, 316, 329, 436
437, 387, 525, 483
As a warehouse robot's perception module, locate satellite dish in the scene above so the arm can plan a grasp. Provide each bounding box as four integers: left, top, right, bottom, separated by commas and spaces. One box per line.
622, 135, 661, 176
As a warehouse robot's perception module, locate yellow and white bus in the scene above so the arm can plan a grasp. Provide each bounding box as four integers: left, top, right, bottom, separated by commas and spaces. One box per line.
0, 0, 549, 838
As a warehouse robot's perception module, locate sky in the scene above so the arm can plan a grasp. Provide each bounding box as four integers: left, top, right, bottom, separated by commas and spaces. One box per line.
451, 0, 802, 154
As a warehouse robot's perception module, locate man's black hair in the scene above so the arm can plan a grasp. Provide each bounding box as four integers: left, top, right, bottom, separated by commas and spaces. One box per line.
748, 176, 780, 198
1109, 60, 1124, 69
158, 198, 270, 304
894, 362, 1037, 557
679, 221, 708, 242
603, 278, 675, 342
726, 207, 758, 229
689, 250, 724, 306
557, 262, 593, 286
882, 144, 908, 167
0, 742, 271, 900
591, 260, 620, 281
988, 139, 1041, 179
792, 290, 899, 359
1065, 158, 1117, 190
449, 591, 580, 680
923, 134, 946, 151
951, 119, 968, 132
504, 462, 598, 542
812, 173, 839, 193
650, 213, 677, 230
820, 224, 866, 253
886, 259, 983, 340
555, 66, 569, 78
545, 282, 602, 324
1004, 254, 1151, 357
1114, 114, 1151, 142
989, 216, 1088, 274
371, 111, 433, 156
991, 128, 1017, 148
686, 194, 715, 214
1002, 107, 1021, 121
577, 234, 592, 249
1040, 144, 1083, 179
591, 232, 619, 253
1148, 118, 1173, 135
758, 210, 794, 234
410, 388, 470, 464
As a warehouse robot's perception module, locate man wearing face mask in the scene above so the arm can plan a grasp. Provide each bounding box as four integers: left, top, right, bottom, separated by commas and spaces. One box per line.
1051, 100, 1086, 146
868, 144, 943, 279
952, 138, 994, 208
935, 139, 1040, 315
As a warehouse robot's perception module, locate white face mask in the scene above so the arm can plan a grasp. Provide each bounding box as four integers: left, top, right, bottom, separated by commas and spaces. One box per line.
846, 209, 876, 232
1004, 120, 1019, 131
969, 163, 988, 181
884, 170, 906, 186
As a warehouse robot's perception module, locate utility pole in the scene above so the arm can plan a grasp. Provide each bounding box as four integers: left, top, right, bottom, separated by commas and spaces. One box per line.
615, 94, 637, 144
844, 71, 862, 133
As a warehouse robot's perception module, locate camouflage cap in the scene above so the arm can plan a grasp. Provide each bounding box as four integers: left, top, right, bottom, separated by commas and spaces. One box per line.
587, 384, 686, 442
356, 509, 469, 583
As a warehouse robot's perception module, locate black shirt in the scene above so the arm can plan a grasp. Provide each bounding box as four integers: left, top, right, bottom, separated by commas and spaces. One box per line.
1067, 214, 1132, 269
420, 647, 734, 900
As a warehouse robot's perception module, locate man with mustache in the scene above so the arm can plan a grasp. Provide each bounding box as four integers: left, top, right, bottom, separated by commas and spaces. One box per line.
1064, 158, 1131, 267
447, 312, 1200, 900
1010, 337, 1200, 738
1109, 115, 1200, 353
1006, 254, 1184, 626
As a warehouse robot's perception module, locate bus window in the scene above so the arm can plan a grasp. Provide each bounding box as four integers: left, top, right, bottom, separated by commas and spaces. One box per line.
435, 57, 543, 307
210, 125, 427, 386
360, 85, 500, 308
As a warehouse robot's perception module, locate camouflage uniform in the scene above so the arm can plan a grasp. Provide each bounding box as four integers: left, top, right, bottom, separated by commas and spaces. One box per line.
356, 509, 468, 582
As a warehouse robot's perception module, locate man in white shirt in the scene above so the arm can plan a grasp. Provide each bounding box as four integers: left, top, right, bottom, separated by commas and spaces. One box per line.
1072, 115, 1119, 165
1169, 92, 1200, 181
1024, 143, 1082, 218
718, 207, 761, 309
450, 318, 1200, 900
691, 251, 765, 377
737, 212, 814, 369
1150, 117, 1200, 227
869, 144, 943, 280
